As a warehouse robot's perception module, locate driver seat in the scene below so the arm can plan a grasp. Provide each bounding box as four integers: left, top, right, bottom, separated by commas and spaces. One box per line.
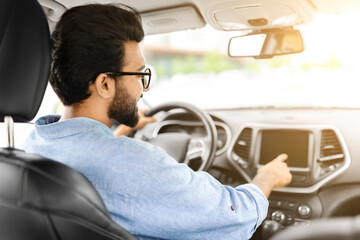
0, 0, 136, 239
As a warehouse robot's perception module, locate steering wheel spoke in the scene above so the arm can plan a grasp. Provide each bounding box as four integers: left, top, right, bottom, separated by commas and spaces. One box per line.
184, 138, 206, 164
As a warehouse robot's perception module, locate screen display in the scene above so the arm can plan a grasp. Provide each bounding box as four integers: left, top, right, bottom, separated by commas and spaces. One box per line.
259, 130, 309, 168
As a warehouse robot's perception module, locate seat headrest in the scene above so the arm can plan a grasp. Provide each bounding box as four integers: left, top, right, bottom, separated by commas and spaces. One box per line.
0, 0, 50, 122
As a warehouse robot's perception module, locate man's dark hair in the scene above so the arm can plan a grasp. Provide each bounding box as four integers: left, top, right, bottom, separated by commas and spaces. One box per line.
50, 4, 144, 105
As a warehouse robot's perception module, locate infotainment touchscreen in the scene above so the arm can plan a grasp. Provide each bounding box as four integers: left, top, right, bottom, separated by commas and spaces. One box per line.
259, 130, 309, 168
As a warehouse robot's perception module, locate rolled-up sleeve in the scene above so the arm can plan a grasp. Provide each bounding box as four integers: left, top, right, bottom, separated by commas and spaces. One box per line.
235, 183, 269, 230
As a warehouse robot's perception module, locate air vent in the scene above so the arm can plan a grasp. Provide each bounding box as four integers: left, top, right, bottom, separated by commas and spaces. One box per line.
319, 129, 344, 162
233, 128, 252, 161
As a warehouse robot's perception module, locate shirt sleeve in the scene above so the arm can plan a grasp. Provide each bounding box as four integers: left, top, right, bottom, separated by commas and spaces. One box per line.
235, 183, 269, 230
132, 150, 269, 240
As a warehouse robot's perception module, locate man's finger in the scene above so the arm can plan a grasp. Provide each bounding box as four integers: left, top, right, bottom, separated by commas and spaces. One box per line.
275, 153, 288, 162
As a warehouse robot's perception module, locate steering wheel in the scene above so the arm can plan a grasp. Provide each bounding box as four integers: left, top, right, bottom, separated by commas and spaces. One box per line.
136, 102, 217, 171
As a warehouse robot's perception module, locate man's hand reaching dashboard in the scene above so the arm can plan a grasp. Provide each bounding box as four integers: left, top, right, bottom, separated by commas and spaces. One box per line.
251, 154, 293, 198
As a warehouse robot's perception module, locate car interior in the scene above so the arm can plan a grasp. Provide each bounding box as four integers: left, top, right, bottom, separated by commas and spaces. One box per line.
2, 0, 360, 239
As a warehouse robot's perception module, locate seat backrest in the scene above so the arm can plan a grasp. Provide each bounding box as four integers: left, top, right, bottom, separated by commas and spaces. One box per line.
0, 0, 136, 239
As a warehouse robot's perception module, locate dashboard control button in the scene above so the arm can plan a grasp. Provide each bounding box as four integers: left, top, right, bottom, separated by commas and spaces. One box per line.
279, 201, 287, 208
232, 153, 240, 161
271, 210, 286, 224
269, 200, 281, 207
286, 214, 294, 225
298, 204, 311, 218
231, 153, 248, 168
327, 165, 335, 172
285, 202, 297, 210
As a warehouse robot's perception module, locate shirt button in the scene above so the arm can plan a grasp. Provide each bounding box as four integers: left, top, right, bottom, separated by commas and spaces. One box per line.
231, 205, 235, 211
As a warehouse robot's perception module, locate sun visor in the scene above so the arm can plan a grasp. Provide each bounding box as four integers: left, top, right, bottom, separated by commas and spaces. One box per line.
141, 6, 205, 35
204, 0, 317, 31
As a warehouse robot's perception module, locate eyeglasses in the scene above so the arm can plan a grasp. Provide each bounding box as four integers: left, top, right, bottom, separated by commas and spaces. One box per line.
90, 68, 152, 89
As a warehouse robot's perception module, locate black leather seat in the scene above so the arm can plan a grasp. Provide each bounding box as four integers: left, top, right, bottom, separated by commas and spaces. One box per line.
0, 0, 136, 239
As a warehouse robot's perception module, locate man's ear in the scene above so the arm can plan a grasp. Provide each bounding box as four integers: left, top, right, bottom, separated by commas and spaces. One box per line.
92, 73, 116, 99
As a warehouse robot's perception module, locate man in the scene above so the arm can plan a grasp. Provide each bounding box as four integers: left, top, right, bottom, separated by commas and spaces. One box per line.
23, 4, 292, 240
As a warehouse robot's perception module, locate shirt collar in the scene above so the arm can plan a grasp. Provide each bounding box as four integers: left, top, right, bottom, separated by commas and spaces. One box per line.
34, 115, 114, 139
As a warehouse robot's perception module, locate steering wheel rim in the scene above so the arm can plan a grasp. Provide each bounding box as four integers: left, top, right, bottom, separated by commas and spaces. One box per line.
143, 102, 217, 171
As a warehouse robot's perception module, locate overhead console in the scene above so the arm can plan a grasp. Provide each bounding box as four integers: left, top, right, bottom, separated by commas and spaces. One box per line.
227, 123, 351, 194
202, 0, 317, 31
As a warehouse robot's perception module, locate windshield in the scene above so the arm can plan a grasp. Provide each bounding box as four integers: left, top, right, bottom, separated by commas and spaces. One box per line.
141, 13, 360, 110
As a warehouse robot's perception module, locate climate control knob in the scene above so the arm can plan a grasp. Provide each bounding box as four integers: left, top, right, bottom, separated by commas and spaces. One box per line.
271, 210, 286, 224
298, 204, 311, 218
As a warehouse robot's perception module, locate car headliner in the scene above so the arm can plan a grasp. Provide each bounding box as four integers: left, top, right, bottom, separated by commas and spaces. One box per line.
38, 0, 360, 34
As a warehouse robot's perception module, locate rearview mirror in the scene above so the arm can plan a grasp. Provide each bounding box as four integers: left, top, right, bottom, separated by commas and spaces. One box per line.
228, 29, 304, 58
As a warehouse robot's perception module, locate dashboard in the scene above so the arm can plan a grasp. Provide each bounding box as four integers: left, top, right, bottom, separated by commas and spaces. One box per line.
148, 107, 360, 237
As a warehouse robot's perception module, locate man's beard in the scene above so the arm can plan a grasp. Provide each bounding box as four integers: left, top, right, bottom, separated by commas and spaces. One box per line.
108, 83, 139, 128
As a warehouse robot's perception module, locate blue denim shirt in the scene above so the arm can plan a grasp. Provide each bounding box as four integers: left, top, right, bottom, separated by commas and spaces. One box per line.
22, 115, 268, 240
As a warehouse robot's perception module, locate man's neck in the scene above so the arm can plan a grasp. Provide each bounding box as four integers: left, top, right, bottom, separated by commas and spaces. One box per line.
60, 103, 113, 128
